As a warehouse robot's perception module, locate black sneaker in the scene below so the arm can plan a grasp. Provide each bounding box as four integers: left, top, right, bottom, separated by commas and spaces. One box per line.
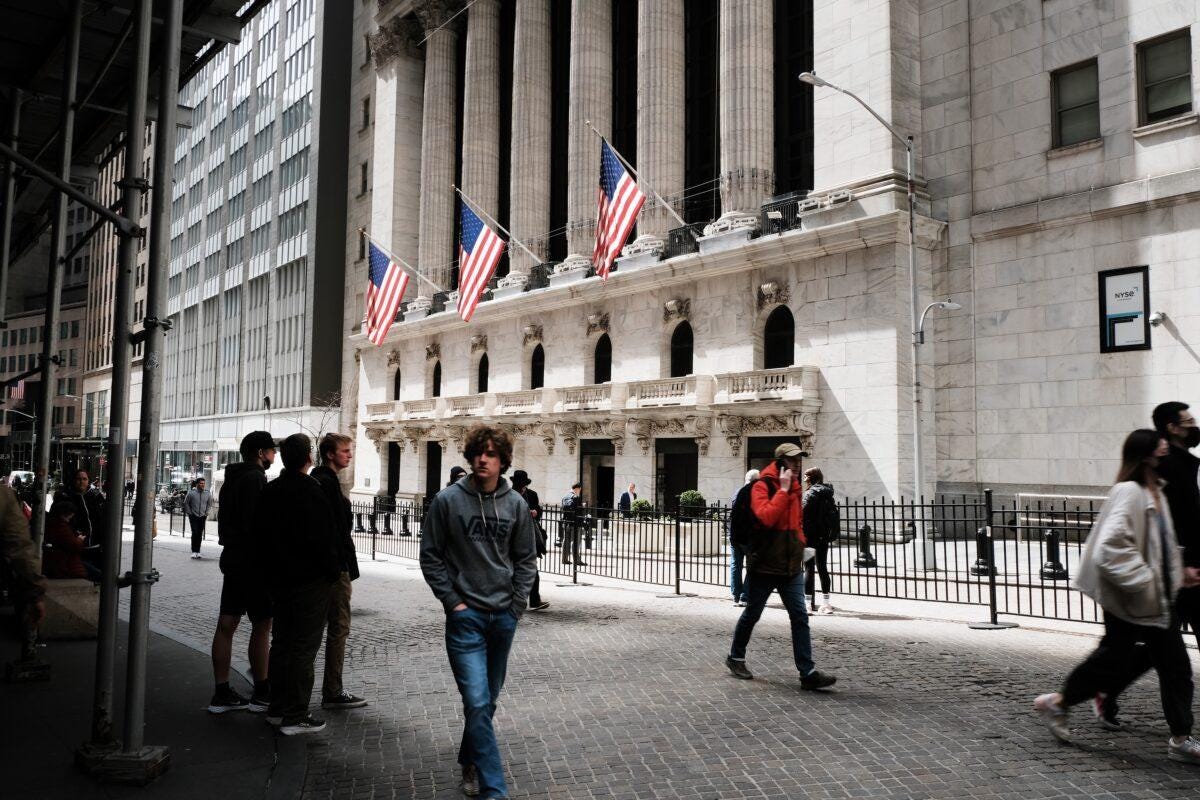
528, 601, 550, 612
800, 670, 837, 691
248, 693, 270, 713
1093, 693, 1124, 731
725, 656, 753, 680
322, 691, 368, 709
207, 685, 250, 713
459, 764, 480, 796
279, 715, 326, 736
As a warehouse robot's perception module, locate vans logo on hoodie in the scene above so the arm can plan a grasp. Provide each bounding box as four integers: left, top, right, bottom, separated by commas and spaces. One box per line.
465, 515, 512, 542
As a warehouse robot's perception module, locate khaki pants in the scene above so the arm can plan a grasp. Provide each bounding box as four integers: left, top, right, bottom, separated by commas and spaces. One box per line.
323, 571, 352, 700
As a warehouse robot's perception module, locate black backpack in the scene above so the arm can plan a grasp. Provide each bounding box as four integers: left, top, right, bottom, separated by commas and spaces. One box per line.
821, 494, 841, 543
729, 479, 776, 549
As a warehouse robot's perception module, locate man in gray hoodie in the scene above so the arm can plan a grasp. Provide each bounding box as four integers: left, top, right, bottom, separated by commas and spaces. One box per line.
420, 424, 538, 800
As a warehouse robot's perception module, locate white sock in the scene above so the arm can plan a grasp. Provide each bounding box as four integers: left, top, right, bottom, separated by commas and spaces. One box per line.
821, 593, 831, 606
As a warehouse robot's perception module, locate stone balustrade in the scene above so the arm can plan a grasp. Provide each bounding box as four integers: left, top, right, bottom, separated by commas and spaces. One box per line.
714, 365, 817, 404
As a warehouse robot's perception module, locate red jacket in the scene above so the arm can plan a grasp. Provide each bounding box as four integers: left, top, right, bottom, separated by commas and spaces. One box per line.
44, 517, 87, 579
748, 461, 807, 576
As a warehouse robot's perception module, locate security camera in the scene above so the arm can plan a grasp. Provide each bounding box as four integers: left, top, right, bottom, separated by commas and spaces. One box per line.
1149, 310, 1166, 327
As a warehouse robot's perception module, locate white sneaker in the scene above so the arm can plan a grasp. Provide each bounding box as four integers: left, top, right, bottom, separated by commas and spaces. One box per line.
1169, 736, 1200, 764
191, 552, 202, 559
817, 604, 834, 615
1034, 693, 1070, 743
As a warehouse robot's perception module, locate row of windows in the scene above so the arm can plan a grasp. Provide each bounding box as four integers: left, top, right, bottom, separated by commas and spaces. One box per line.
281, 94, 312, 138
1052, 29, 1192, 148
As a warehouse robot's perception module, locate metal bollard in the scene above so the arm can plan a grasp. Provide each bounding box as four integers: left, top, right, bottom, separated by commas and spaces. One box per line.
382, 512, 393, 536
854, 523, 878, 568
367, 513, 378, 535
1040, 528, 1068, 580
354, 512, 365, 533
399, 508, 411, 536
970, 526, 996, 576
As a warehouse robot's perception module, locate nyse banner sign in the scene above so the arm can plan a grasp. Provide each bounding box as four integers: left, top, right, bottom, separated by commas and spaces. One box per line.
1098, 266, 1150, 353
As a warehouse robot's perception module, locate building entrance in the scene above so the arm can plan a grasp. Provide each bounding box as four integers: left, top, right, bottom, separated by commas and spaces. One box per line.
424, 441, 442, 503
655, 438, 698, 513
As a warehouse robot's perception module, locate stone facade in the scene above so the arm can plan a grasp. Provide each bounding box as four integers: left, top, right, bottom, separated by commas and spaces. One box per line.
346, 0, 1200, 506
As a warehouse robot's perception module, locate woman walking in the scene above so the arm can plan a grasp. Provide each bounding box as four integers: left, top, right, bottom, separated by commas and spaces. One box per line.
1033, 429, 1200, 764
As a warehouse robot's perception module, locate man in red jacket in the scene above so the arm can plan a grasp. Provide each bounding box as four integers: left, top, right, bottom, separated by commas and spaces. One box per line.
725, 443, 837, 690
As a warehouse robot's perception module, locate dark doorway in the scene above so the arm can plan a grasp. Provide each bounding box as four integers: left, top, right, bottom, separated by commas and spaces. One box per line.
386, 441, 401, 497
392, 370, 402, 401
746, 435, 805, 474
477, 352, 489, 392
763, 305, 795, 368
593, 333, 612, 384
655, 438, 699, 513
424, 441, 443, 503
670, 321, 693, 377
431, 361, 442, 397
530, 344, 545, 389
579, 438, 616, 512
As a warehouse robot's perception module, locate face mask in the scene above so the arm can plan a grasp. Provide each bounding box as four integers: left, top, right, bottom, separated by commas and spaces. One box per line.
1184, 427, 1200, 449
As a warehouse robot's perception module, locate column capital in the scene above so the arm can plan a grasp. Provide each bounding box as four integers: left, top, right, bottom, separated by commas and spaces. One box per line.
415, 0, 464, 34
369, 15, 423, 67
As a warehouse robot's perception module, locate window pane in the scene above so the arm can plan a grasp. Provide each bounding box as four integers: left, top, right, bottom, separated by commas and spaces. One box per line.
1144, 35, 1190, 84
1056, 63, 1098, 108
1146, 76, 1192, 119
1059, 104, 1100, 145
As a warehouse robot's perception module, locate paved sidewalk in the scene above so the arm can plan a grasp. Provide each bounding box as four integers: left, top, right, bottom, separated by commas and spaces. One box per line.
129, 529, 1200, 800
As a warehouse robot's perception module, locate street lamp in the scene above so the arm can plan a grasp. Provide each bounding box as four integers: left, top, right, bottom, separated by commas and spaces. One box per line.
800, 70, 939, 567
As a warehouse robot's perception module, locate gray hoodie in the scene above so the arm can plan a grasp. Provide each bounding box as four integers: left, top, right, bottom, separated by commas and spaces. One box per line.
420, 474, 539, 617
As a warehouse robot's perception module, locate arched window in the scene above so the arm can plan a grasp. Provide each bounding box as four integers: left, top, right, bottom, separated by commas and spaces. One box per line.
593, 334, 612, 384
670, 321, 693, 378
392, 370, 402, 401
763, 306, 795, 369
530, 344, 544, 390
477, 353, 489, 393
431, 361, 441, 397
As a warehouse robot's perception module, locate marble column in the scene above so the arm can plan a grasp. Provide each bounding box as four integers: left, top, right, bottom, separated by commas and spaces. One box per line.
460, 0, 500, 217
705, 0, 774, 237
414, 1, 462, 311
623, 0, 685, 258
502, 0, 551, 285
369, 15, 424, 287
561, 0, 612, 273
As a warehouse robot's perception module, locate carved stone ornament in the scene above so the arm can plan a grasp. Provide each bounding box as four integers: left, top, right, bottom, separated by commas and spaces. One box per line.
368, 15, 423, 67
717, 412, 818, 457
585, 312, 610, 336
425, 342, 441, 361
386, 349, 402, 366
629, 415, 711, 456
757, 280, 791, 311
522, 324, 543, 346
470, 334, 487, 353
662, 298, 690, 323
414, 0, 463, 34
539, 423, 556, 455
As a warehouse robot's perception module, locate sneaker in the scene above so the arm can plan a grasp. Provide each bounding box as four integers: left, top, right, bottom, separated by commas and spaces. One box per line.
817, 604, 835, 615
265, 715, 283, 726
528, 601, 550, 612
725, 656, 753, 680
459, 764, 480, 796
191, 552, 202, 560
207, 685, 249, 713
1168, 736, 1200, 764
279, 715, 326, 736
800, 670, 837, 691
322, 691, 368, 709
1034, 693, 1071, 743
248, 693, 270, 713
1092, 693, 1123, 731
734, 600, 747, 607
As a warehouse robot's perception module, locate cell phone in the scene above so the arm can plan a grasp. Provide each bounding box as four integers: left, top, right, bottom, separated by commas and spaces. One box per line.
775, 458, 788, 473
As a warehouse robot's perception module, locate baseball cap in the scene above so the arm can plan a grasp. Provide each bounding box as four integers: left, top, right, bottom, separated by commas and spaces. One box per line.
774, 443, 805, 459
240, 431, 277, 454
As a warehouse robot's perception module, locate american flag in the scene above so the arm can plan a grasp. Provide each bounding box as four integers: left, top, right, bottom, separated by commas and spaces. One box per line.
457, 202, 505, 322
365, 241, 410, 346
592, 139, 646, 280
10, 380, 24, 401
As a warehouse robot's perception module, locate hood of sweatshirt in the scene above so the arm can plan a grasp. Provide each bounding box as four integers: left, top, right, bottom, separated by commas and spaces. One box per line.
447, 473, 513, 499
223, 461, 263, 485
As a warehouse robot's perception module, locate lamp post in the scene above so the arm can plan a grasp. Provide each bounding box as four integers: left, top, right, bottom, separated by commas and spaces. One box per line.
800, 71, 952, 569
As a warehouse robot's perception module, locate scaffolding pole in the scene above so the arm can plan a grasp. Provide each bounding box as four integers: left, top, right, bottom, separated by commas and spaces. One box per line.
0, 89, 19, 328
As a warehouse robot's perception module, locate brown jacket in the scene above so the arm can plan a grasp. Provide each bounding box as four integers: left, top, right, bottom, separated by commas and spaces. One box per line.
0, 485, 46, 603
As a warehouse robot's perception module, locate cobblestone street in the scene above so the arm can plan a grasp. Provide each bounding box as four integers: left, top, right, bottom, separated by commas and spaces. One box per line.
135, 529, 1200, 800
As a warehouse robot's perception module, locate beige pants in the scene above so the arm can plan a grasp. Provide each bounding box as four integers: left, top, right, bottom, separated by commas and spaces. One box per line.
323, 571, 352, 700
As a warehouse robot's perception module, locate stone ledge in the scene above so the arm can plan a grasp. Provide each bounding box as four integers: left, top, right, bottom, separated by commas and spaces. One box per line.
1045, 137, 1103, 159
1132, 112, 1199, 140
41, 578, 99, 640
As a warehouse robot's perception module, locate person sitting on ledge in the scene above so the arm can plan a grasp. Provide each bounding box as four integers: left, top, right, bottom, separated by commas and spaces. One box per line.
43, 500, 100, 582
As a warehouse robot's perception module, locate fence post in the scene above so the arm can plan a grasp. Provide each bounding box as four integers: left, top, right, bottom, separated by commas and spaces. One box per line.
854, 523, 877, 567
969, 488, 1018, 630
371, 518, 376, 561
354, 512, 365, 533
382, 511, 393, 536
674, 511, 682, 595
367, 513, 378, 536
1040, 528, 1068, 580
400, 506, 411, 536
970, 526, 995, 576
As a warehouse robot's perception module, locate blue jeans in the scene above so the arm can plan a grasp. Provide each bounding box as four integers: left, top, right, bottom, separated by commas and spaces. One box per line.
445, 607, 519, 798
729, 570, 815, 675
729, 544, 747, 601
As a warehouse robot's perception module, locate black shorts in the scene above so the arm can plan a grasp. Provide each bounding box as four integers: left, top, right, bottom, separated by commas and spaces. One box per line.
219, 572, 272, 622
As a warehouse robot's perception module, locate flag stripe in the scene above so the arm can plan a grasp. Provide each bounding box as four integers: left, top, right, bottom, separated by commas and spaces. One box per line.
593, 140, 646, 280
365, 239, 410, 345
458, 202, 506, 322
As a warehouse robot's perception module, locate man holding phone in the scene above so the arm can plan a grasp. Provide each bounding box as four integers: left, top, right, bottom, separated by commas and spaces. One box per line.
725, 443, 837, 691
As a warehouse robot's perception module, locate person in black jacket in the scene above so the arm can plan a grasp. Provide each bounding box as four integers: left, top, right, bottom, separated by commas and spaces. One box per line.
258, 433, 341, 735
312, 432, 367, 711
208, 431, 276, 714
512, 469, 549, 611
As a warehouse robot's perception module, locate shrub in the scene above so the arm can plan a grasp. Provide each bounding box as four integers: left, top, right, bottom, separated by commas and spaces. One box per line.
630, 498, 654, 518
677, 490, 706, 508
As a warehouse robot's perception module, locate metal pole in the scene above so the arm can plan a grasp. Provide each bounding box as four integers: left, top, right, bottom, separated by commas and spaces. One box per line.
123, 0, 178, 767
0, 89, 20, 327
906, 138, 934, 570
31, 0, 81, 554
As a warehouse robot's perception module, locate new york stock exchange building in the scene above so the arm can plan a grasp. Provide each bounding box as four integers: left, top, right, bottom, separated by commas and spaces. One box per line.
342, 0, 1200, 511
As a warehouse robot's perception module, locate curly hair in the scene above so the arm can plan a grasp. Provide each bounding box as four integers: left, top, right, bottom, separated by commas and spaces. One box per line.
462, 425, 513, 472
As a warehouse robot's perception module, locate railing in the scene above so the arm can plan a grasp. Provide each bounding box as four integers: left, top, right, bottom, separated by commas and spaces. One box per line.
559, 385, 611, 412
627, 376, 712, 408
495, 390, 541, 415
448, 395, 485, 416
403, 398, 437, 418
663, 223, 704, 258
760, 190, 809, 235
715, 366, 812, 403
364, 401, 396, 419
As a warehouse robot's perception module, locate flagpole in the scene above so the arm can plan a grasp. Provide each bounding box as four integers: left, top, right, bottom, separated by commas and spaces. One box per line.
359, 228, 446, 294
451, 185, 545, 268
584, 120, 698, 240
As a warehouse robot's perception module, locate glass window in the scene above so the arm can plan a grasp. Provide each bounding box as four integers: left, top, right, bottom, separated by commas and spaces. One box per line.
1052, 60, 1100, 147
763, 306, 795, 369
530, 345, 544, 390
477, 353, 489, 393
670, 322, 693, 378
431, 361, 442, 397
593, 334, 612, 384
1138, 30, 1193, 125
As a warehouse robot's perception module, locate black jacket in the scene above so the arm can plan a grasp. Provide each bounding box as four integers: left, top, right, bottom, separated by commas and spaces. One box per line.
217, 461, 268, 575
1159, 444, 1200, 567
801, 483, 836, 546
311, 465, 359, 580
53, 488, 92, 541
255, 469, 341, 588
